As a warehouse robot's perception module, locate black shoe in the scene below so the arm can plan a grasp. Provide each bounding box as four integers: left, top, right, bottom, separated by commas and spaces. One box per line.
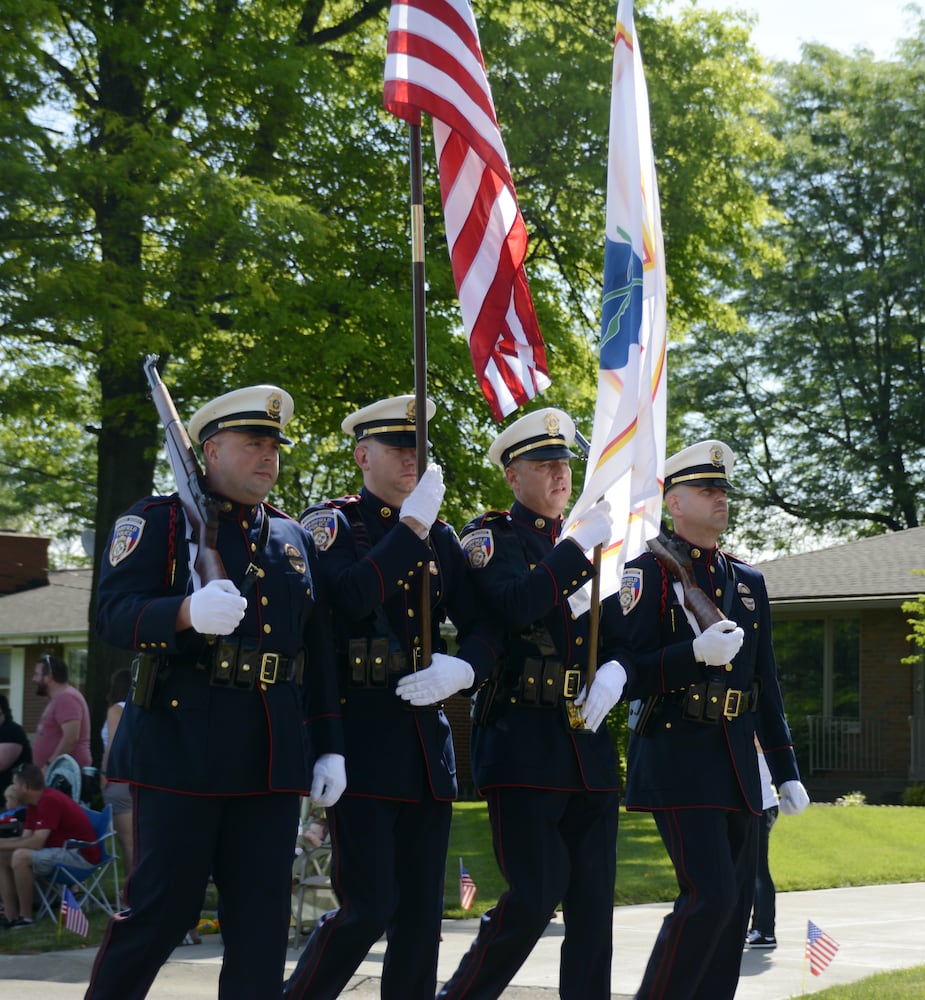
746, 930, 776, 949
9, 917, 34, 929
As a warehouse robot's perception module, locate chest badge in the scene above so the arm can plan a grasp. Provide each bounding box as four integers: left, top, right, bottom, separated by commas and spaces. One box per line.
302, 509, 338, 552
461, 528, 494, 569
109, 515, 146, 567
284, 543, 306, 574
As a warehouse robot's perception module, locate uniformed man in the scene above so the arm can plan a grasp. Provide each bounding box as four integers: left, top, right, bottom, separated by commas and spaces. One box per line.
285, 395, 501, 1000
438, 407, 627, 1000
85, 385, 344, 1000
605, 439, 810, 1000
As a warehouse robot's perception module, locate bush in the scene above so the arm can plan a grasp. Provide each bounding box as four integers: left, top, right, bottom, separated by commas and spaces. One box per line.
901, 784, 925, 806
835, 790, 867, 806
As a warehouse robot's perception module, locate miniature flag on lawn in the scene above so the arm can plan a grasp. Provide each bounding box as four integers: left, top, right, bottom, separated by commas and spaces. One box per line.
561, 0, 667, 615
61, 886, 90, 938
458, 857, 477, 910
806, 920, 840, 976
384, 0, 550, 421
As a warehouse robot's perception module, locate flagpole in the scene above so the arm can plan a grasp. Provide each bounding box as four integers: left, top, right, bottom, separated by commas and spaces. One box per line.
408, 120, 432, 669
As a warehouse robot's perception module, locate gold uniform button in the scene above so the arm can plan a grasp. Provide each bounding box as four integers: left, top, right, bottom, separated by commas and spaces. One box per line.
535, 518, 546, 529
709, 565, 716, 574
380, 506, 392, 518
408, 609, 415, 618
665, 722, 672, 729
691, 548, 701, 558
546, 678, 554, 687
715, 588, 723, 598
397, 579, 404, 587
160, 642, 168, 649
575, 637, 584, 646
257, 568, 266, 578
242, 520, 249, 529
251, 542, 257, 552
261, 596, 269, 606
241, 663, 251, 673
753, 622, 759, 629
725, 663, 734, 672
263, 624, 272, 634
170, 699, 179, 708
140, 643, 148, 649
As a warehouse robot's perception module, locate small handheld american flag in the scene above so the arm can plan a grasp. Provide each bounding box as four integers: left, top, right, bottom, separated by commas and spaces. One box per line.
61, 886, 90, 938
458, 857, 477, 910
806, 920, 840, 976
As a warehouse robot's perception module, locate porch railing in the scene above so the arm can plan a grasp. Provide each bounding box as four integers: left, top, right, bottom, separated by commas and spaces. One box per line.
805, 716, 883, 775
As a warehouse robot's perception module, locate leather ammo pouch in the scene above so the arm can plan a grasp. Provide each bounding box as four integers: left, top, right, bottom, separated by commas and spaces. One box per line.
681, 681, 726, 722
347, 637, 391, 687
131, 653, 160, 709
520, 657, 564, 707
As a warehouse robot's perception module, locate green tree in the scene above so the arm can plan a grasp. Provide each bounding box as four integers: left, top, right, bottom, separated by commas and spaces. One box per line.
674, 29, 925, 551
0, 0, 779, 730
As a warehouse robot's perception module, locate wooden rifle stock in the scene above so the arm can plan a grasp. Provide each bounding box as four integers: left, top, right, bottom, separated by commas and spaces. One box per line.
143, 355, 226, 584
646, 531, 723, 631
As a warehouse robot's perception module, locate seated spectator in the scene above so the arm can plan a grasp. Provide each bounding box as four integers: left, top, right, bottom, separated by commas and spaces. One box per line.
100, 669, 133, 877
0, 763, 100, 928
0, 694, 32, 790
31, 654, 92, 771
0, 785, 26, 838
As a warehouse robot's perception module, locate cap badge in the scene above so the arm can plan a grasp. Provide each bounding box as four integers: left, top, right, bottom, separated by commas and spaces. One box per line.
710, 445, 724, 467
544, 413, 560, 435
266, 393, 282, 421
406, 400, 417, 424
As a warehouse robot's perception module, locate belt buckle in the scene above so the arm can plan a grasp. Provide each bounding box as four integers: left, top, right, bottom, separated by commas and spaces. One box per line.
563, 669, 581, 700
259, 653, 280, 685
723, 688, 743, 720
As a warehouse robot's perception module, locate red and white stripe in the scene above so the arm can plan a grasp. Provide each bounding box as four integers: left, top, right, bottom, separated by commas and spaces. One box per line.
384, 0, 550, 420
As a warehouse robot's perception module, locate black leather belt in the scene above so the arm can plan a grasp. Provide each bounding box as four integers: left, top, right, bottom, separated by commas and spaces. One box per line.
196, 641, 303, 688
514, 658, 582, 707
680, 681, 759, 723
345, 637, 410, 687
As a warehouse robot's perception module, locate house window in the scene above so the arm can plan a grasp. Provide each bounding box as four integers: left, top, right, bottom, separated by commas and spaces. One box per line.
773, 617, 860, 772
0, 649, 10, 700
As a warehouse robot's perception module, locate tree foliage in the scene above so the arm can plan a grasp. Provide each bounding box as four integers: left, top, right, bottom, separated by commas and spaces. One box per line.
674, 28, 925, 551
0, 0, 785, 722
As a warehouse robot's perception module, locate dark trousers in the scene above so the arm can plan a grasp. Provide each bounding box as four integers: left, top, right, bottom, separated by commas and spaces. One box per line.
636, 807, 759, 1000
84, 786, 299, 1000
751, 805, 778, 936
283, 794, 452, 1000
438, 786, 619, 1000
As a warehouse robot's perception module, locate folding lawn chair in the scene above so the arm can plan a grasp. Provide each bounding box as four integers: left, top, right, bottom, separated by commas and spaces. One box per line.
35, 803, 121, 923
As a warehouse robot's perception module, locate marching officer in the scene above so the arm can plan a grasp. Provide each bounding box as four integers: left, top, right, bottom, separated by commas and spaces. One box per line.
605, 439, 810, 999
439, 407, 627, 1000
86, 385, 344, 1000
285, 395, 502, 1000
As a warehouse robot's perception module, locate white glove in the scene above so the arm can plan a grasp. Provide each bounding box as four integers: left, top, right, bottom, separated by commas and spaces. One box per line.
310, 753, 346, 808
399, 463, 445, 532
188, 579, 247, 635
692, 619, 744, 665
779, 779, 811, 816
574, 660, 627, 732
395, 652, 474, 706
564, 500, 613, 552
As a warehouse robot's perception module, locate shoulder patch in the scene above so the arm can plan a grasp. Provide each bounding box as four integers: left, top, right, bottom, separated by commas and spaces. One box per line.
620, 567, 644, 615
461, 528, 494, 569
109, 515, 146, 567
302, 509, 338, 552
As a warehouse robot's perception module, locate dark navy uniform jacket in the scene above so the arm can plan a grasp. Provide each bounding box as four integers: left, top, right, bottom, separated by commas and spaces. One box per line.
460, 501, 620, 793
302, 487, 500, 802
602, 539, 800, 813
98, 494, 342, 796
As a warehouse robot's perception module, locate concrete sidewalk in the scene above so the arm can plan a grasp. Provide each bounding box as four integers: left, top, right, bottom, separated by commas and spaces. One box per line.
2, 882, 923, 998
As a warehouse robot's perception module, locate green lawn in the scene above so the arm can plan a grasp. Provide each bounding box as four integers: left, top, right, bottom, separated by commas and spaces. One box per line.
2, 802, 923, 954
809, 965, 925, 998
444, 801, 925, 916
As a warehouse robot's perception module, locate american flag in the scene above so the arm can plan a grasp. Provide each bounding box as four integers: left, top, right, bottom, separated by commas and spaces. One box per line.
61, 886, 90, 938
383, 0, 550, 421
458, 857, 477, 910
561, 0, 667, 614
806, 920, 840, 976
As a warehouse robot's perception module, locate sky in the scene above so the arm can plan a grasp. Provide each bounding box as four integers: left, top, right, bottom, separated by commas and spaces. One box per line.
662, 0, 921, 62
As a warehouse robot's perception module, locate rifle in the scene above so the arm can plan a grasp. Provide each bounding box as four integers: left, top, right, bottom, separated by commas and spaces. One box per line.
143, 355, 226, 584
646, 529, 724, 631
627, 529, 727, 736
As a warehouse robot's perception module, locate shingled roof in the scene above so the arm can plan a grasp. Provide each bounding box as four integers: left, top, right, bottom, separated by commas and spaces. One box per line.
756, 526, 925, 609
0, 569, 93, 642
